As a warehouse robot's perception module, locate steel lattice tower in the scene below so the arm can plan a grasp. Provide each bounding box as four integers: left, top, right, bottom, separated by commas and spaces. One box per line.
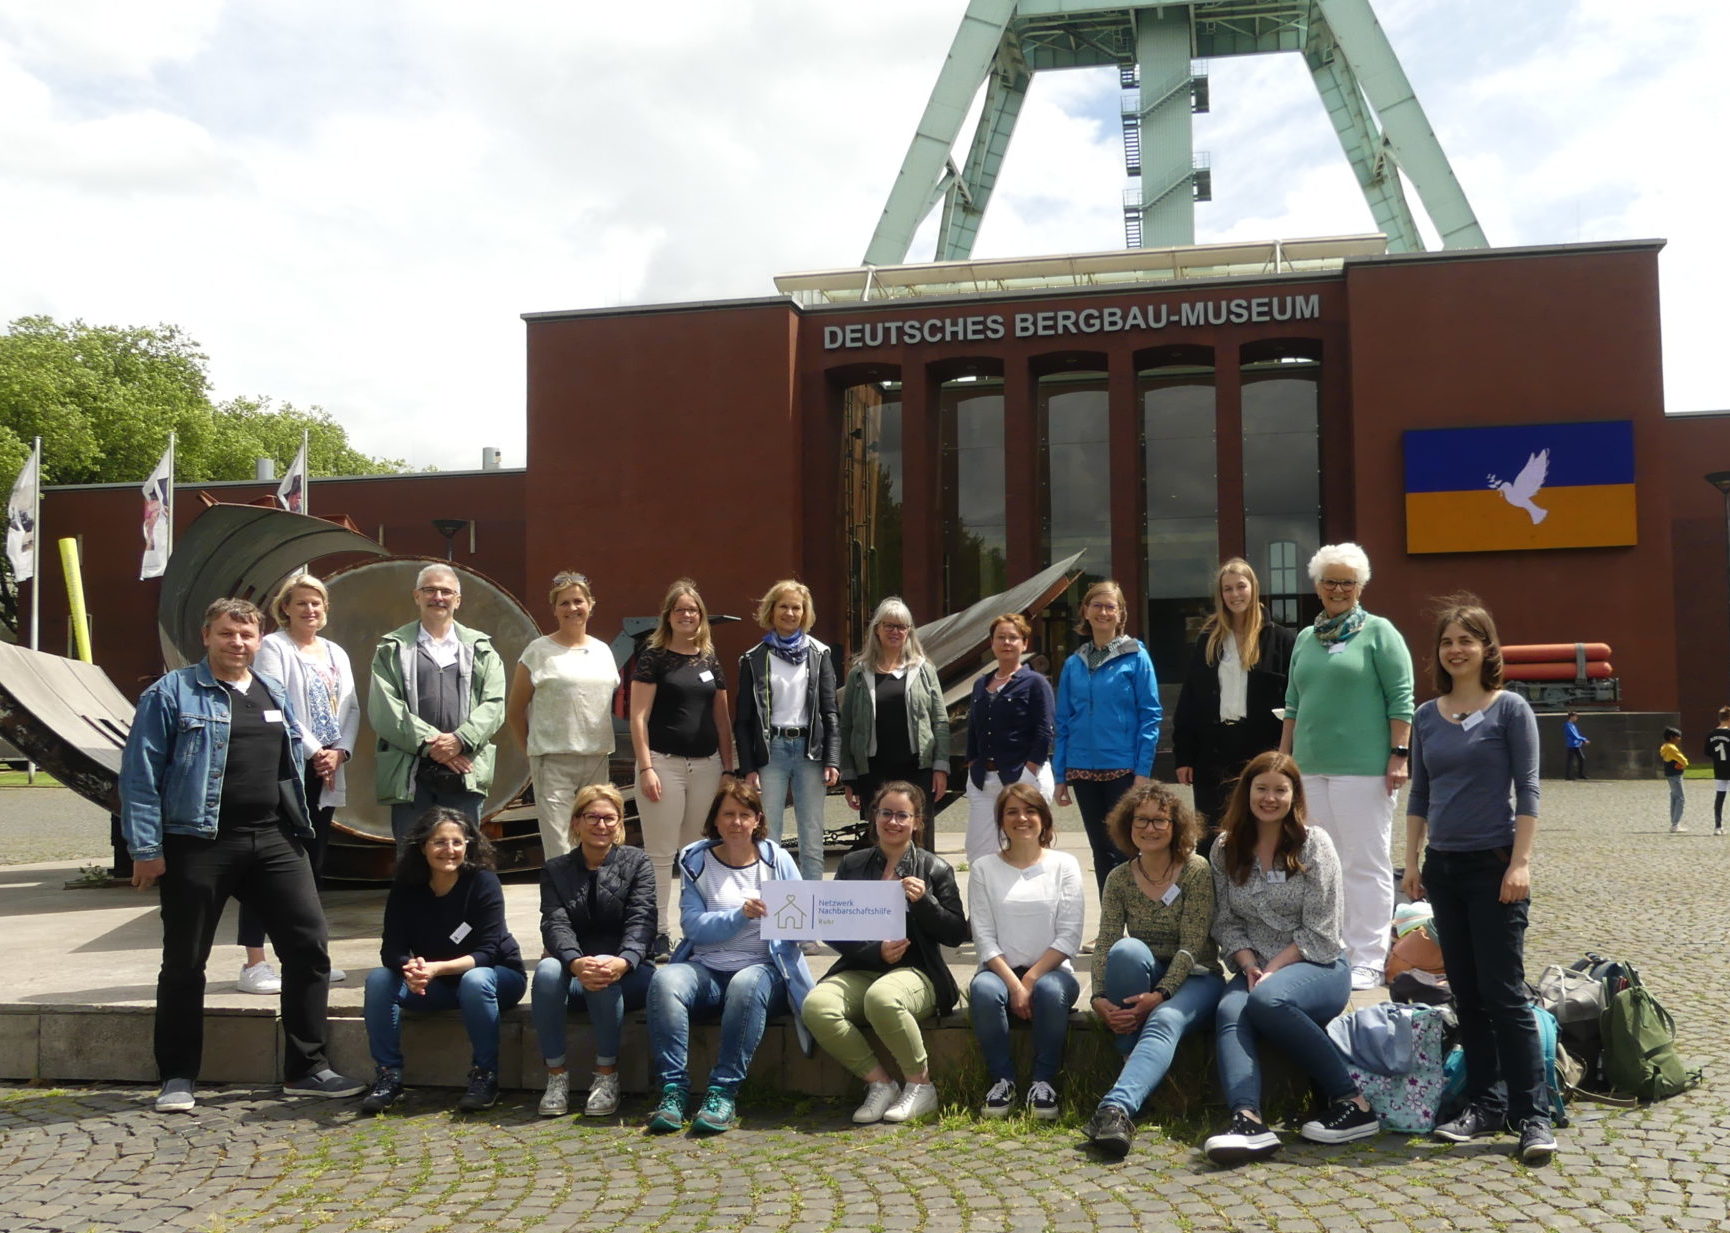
865, 0, 1485, 264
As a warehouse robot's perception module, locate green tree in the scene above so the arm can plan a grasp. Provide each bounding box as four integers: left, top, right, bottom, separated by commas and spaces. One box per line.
0, 316, 409, 636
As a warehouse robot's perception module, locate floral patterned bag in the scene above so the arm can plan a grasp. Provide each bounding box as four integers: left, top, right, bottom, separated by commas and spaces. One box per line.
1343, 1004, 1453, 1133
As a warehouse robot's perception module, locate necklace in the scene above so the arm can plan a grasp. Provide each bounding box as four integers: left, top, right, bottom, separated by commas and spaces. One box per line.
992, 666, 1016, 683
1136, 851, 1176, 886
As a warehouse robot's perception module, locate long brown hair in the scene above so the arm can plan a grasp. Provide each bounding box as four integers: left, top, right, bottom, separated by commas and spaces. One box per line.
647, 577, 714, 656
1429, 593, 1504, 695
1201, 558, 1266, 671
1216, 750, 1310, 886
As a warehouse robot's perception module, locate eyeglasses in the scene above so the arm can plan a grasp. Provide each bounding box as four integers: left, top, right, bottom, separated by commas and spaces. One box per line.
671, 606, 702, 617
875, 809, 915, 824
1087, 601, 1121, 613
1132, 815, 1172, 830
578, 812, 620, 825
427, 838, 467, 850
1319, 579, 1360, 591
879, 623, 909, 633
418, 586, 459, 598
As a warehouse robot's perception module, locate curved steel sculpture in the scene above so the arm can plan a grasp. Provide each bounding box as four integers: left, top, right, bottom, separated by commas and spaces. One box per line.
0, 641, 133, 813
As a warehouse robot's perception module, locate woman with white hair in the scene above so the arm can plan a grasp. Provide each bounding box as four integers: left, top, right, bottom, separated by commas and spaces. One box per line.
1279, 543, 1414, 990
838, 598, 950, 844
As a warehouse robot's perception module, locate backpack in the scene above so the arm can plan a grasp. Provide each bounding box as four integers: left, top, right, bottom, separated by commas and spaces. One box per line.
1600, 980, 1704, 1101
1530, 1005, 1571, 1128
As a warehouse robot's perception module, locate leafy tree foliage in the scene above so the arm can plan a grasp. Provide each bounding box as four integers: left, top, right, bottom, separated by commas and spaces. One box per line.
0, 315, 408, 635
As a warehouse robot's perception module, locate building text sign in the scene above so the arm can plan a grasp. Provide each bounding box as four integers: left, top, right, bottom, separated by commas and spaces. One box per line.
759, 879, 907, 941
821, 293, 1321, 351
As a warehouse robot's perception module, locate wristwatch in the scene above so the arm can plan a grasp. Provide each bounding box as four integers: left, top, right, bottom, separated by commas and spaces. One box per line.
1390, 745, 1411, 758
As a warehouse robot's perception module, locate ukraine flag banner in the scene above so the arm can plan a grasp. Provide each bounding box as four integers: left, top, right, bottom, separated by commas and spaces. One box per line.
1403, 420, 1636, 554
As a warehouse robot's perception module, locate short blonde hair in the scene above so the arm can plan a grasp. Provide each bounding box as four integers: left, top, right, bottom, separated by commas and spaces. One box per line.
270, 574, 329, 627
568, 783, 627, 846
756, 579, 815, 632
548, 570, 593, 607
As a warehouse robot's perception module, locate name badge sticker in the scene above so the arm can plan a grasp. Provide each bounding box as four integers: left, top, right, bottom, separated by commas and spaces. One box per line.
1265, 869, 1287, 884
450, 921, 472, 945
698, 670, 715, 683
1327, 642, 1347, 655
1462, 711, 1484, 731
263, 709, 284, 724
1160, 883, 1182, 906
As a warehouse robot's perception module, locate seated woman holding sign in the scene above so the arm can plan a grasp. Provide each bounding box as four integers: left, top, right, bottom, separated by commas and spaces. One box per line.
802, 781, 970, 1125
643, 781, 814, 1135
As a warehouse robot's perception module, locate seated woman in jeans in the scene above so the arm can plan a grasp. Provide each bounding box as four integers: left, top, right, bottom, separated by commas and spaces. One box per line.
644, 781, 814, 1135
966, 782, 1084, 1119
1204, 750, 1378, 1163
360, 808, 526, 1114
1082, 782, 1222, 1157
531, 783, 656, 1118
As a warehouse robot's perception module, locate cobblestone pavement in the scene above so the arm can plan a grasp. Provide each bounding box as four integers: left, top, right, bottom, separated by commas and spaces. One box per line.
3, 779, 1728, 1232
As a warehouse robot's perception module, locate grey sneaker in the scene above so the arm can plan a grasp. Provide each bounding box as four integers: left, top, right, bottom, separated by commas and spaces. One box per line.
1084, 1103, 1134, 1158
1518, 1117, 1558, 1164
154, 1078, 196, 1113
584, 1072, 620, 1117
1434, 1103, 1503, 1142
538, 1071, 569, 1117
283, 1068, 366, 1099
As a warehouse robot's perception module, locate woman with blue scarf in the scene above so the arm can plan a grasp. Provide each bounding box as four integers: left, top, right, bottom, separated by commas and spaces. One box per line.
1279, 544, 1413, 991
735, 580, 840, 881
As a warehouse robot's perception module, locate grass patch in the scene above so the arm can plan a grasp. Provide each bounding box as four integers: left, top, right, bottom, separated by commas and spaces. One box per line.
0, 770, 63, 787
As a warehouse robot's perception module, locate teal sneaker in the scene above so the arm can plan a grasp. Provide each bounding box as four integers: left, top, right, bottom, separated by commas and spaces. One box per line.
646, 1084, 689, 1135
692, 1087, 736, 1135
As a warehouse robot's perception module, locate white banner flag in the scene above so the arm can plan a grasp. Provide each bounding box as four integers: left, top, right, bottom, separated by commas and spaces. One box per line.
5, 443, 39, 583
276, 441, 306, 514
140, 445, 173, 580
758, 879, 907, 942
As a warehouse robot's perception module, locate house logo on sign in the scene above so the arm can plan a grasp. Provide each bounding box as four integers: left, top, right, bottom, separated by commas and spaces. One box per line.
774, 894, 808, 933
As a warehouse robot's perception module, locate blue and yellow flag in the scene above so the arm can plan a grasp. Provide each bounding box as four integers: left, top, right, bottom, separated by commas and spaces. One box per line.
1403, 421, 1636, 554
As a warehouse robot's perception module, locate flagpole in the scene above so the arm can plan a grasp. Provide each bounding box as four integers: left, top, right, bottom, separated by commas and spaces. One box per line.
166, 431, 176, 561
28, 435, 40, 654
301, 429, 310, 518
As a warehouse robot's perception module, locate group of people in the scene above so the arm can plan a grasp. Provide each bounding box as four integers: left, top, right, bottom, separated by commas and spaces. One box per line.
118, 543, 1555, 1164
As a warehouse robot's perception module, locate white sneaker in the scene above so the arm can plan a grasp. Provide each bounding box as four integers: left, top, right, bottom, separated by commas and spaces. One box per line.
155, 1079, 196, 1113
1349, 965, 1382, 991
584, 1072, 620, 1117
328, 967, 347, 984
882, 1081, 938, 1123
1671, 823, 1686, 833
538, 1071, 569, 1117
237, 961, 282, 995
851, 1080, 901, 1124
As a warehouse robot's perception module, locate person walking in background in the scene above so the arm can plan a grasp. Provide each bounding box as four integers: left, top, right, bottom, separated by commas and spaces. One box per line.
507, 571, 620, 863
1054, 580, 1162, 894
962, 613, 1056, 864
630, 579, 737, 960
1279, 543, 1413, 991
369, 564, 507, 845
1660, 725, 1688, 833
1704, 708, 1730, 836
1172, 559, 1294, 848
734, 579, 841, 881
1562, 711, 1589, 780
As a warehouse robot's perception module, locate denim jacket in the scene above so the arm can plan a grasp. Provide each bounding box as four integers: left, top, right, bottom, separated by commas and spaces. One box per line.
119, 661, 311, 861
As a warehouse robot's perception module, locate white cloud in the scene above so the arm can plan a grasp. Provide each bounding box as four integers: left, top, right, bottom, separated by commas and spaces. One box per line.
0, 0, 1724, 474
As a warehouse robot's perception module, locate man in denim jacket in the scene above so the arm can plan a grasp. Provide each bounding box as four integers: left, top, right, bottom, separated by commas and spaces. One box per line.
121, 598, 362, 1113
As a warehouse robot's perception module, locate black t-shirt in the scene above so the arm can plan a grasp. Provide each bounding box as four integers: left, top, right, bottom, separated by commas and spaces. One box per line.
870, 671, 914, 772
633, 646, 724, 758
219, 677, 291, 831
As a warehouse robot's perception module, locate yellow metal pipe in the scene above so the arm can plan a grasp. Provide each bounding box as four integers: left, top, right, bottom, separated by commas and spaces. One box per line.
59, 537, 91, 664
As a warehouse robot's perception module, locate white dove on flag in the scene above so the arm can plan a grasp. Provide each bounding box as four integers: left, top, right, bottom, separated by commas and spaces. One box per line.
1486, 449, 1550, 524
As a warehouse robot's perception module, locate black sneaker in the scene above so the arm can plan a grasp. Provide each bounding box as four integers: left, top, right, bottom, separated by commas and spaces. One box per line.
1517, 1117, 1557, 1164
283, 1068, 367, 1099
360, 1067, 404, 1115
980, 1078, 1015, 1118
1084, 1103, 1134, 1159
1204, 1111, 1281, 1164
1434, 1103, 1504, 1142
1299, 1097, 1380, 1144
456, 1067, 499, 1112
652, 932, 672, 964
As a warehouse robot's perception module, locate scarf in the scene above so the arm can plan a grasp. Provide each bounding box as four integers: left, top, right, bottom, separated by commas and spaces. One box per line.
1313, 604, 1368, 646
764, 629, 809, 666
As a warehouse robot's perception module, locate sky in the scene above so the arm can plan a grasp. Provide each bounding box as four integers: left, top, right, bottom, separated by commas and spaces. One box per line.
1, 0, 1725, 472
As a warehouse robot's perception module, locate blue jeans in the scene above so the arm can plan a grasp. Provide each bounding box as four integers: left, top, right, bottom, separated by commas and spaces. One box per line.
1097, 939, 1225, 1115
364, 964, 527, 1072
1669, 775, 1685, 827
968, 966, 1080, 1083
390, 775, 486, 850
1424, 848, 1547, 1125
1069, 776, 1133, 894
530, 956, 655, 1067
1213, 958, 1352, 1116
647, 959, 787, 1094
759, 736, 828, 880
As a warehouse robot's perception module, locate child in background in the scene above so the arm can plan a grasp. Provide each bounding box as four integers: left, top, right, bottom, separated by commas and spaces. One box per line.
1705, 708, 1730, 836
1660, 726, 1688, 833
1562, 712, 1589, 780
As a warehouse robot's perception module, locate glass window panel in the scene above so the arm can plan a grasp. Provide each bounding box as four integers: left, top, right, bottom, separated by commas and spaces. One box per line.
1242, 367, 1320, 627
940, 379, 1006, 613
1141, 371, 1218, 675
1038, 374, 1110, 648
839, 380, 904, 651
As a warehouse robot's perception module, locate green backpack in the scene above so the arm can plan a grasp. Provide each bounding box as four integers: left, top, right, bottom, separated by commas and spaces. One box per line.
1599, 969, 1703, 1101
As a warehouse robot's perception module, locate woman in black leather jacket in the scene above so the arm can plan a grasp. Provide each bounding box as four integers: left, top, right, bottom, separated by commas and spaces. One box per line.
801, 781, 969, 1125
529, 783, 656, 1118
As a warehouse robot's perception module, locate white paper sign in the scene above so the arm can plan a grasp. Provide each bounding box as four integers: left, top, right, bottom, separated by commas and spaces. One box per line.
759, 879, 907, 941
